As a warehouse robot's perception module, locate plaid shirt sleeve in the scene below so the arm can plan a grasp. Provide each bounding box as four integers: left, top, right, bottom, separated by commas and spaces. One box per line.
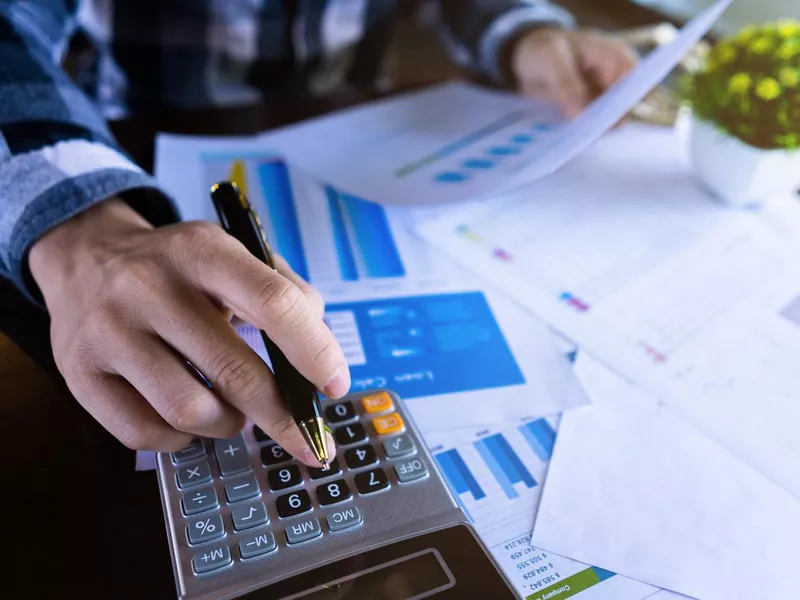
0, 0, 178, 303
438, 0, 576, 82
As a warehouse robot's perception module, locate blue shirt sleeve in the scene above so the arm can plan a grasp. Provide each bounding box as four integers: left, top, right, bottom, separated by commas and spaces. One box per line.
0, 1, 178, 303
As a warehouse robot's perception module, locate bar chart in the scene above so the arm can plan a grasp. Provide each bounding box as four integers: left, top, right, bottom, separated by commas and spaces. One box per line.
203, 156, 406, 285
474, 433, 537, 500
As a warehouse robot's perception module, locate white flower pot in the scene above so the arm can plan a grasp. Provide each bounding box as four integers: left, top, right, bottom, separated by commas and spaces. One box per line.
687, 115, 800, 207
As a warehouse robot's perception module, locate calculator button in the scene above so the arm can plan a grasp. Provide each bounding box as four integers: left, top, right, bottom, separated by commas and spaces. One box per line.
361, 392, 394, 414
383, 434, 416, 458
394, 457, 429, 483
307, 457, 342, 480
192, 545, 231, 574
285, 517, 322, 545
239, 532, 277, 559
316, 479, 352, 506
334, 422, 367, 446
344, 444, 378, 469
182, 486, 219, 515
276, 490, 313, 518
225, 475, 260, 503
177, 461, 213, 489
327, 506, 362, 532
213, 434, 251, 476
261, 443, 292, 466
267, 465, 303, 491
231, 501, 269, 531
372, 413, 404, 436
187, 513, 225, 545
253, 425, 272, 443
172, 438, 205, 464
325, 401, 356, 423
355, 468, 390, 494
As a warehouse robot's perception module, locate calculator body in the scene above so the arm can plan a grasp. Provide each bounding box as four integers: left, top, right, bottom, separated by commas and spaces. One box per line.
155, 390, 517, 599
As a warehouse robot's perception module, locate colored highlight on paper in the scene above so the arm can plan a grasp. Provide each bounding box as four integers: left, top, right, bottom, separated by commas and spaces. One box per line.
475, 433, 536, 500
526, 567, 616, 600
520, 419, 556, 462
436, 449, 486, 501
257, 160, 309, 281
559, 292, 590, 313
228, 160, 248, 195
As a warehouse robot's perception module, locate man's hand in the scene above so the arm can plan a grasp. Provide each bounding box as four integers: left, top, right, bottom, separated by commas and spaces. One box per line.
29, 198, 350, 464
509, 28, 638, 118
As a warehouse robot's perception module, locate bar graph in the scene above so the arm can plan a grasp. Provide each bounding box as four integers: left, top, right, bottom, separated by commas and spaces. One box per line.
256, 159, 310, 281
474, 433, 537, 500
207, 155, 406, 285
519, 418, 556, 462
435, 449, 485, 501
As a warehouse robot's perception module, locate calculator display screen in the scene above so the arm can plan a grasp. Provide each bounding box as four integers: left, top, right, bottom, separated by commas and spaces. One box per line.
234, 524, 515, 600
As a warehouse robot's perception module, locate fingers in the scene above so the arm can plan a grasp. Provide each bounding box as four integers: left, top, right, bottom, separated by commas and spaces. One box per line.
183, 232, 350, 399
516, 30, 589, 118
107, 331, 246, 440
273, 254, 325, 320
69, 371, 193, 451
575, 33, 638, 92
144, 282, 335, 466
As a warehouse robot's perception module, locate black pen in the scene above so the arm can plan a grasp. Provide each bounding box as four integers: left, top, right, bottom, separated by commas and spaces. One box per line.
210, 181, 330, 469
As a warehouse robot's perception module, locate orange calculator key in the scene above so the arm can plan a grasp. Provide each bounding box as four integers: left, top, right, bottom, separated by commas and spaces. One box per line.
361, 392, 394, 414
372, 413, 404, 436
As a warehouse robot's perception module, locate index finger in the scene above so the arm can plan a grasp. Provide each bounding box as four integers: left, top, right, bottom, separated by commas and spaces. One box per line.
185, 233, 350, 399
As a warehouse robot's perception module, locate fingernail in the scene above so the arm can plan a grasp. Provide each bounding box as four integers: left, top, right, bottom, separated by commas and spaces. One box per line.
323, 366, 350, 399
302, 431, 337, 468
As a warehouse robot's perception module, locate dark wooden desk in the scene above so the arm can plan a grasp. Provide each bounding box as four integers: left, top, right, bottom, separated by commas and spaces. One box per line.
1, 4, 670, 596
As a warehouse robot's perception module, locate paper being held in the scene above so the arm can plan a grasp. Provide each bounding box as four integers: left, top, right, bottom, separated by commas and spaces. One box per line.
531, 356, 800, 600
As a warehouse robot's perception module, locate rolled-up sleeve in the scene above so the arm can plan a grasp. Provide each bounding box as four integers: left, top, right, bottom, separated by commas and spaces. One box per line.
0, 1, 177, 302
438, 0, 576, 82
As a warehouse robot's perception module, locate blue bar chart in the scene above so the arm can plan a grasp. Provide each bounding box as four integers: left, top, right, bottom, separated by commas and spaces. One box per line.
257, 159, 309, 281
324, 186, 359, 282
519, 418, 556, 462
435, 449, 485, 501
474, 433, 537, 500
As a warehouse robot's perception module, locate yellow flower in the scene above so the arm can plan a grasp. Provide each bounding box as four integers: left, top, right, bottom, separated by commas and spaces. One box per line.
777, 39, 800, 59
755, 77, 782, 101
777, 20, 800, 38
713, 40, 738, 64
728, 72, 752, 94
736, 26, 757, 43
779, 67, 800, 88
749, 36, 775, 54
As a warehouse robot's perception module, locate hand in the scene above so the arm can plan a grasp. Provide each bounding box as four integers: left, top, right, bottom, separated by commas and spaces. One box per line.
509, 27, 638, 118
29, 198, 350, 464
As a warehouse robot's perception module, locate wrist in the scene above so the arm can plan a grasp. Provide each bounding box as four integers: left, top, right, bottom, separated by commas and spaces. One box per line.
29, 198, 153, 297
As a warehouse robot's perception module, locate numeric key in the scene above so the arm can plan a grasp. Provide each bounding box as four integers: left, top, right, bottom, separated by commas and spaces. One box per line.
252, 425, 272, 443
267, 465, 303, 491
334, 422, 367, 446
354, 468, 390, 495
344, 444, 377, 469
276, 490, 312, 518
307, 457, 342, 480
316, 479, 352, 506
261, 443, 292, 466
325, 401, 356, 423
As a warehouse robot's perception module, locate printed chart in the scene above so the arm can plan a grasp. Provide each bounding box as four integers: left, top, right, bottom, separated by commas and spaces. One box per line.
425, 420, 657, 600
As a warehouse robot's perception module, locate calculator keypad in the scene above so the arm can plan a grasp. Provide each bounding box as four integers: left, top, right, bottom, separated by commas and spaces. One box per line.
164, 391, 435, 581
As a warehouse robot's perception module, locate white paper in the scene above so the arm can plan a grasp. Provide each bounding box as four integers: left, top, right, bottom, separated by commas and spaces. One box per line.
153, 137, 590, 430
418, 123, 800, 499
424, 418, 658, 600
244, 0, 732, 206
532, 355, 800, 600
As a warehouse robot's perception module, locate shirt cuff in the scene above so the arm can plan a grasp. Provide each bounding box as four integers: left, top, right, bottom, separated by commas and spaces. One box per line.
0, 139, 179, 303
480, 3, 577, 83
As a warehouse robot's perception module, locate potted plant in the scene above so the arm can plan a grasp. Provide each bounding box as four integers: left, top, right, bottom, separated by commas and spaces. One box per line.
682, 20, 800, 207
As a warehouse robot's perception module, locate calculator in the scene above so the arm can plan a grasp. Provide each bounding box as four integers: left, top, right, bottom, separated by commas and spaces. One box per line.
156, 389, 517, 599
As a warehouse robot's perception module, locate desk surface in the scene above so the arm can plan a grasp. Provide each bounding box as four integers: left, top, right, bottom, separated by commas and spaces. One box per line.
1, 3, 666, 596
